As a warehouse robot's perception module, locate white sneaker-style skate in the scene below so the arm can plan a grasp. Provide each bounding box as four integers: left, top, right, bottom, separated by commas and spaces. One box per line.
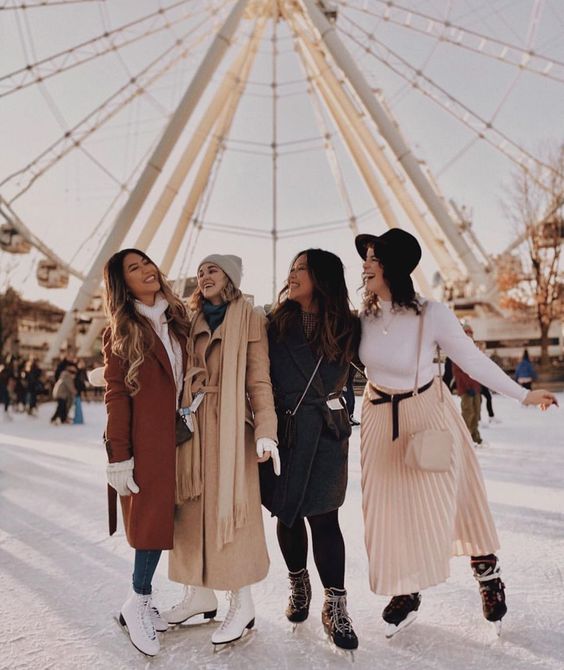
211, 586, 255, 647
163, 586, 218, 625
119, 591, 160, 656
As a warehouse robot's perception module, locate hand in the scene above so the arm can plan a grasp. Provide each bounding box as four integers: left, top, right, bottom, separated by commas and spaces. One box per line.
88, 366, 105, 387
106, 457, 140, 496
256, 437, 281, 476
523, 389, 559, 410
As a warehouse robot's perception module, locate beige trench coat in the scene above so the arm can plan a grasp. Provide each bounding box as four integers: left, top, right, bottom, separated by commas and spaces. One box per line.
168, 307, 277, 590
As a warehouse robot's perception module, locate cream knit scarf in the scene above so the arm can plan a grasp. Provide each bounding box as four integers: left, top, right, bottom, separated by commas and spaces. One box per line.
135, 292, 183, 401
175, 297, 253, 549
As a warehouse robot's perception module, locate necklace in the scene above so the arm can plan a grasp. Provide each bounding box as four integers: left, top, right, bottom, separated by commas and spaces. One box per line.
380, 309, 397, 336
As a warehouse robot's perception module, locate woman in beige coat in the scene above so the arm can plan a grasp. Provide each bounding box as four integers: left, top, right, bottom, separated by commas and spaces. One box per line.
165, 254, 279, 647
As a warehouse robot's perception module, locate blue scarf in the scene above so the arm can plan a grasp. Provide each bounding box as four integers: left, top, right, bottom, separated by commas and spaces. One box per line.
202, 300, 228, 331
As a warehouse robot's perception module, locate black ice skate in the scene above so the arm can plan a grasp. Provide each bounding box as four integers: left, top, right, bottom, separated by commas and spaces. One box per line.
322, 587, 359, 652
382, 592, 421, 638
286, 568, 312, 627
471, 554, 507, 635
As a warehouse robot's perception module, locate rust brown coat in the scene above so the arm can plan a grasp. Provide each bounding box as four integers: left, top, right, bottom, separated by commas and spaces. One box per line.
168, 307, 277, 590
103, 329, 187, 550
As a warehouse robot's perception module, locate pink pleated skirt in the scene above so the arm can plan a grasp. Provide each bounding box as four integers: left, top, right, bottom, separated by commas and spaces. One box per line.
360, 378, 499, 596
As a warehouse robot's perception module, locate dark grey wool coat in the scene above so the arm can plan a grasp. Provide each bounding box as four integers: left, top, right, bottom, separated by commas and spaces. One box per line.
260, 320, 353, 528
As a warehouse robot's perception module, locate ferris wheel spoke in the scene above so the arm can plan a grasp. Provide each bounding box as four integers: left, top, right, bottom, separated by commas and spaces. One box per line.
337, 16, 557, 182
0, 0, 215, 99
337, 0, 564, 85
0, 0, 104, 9
1, 11, 219, 202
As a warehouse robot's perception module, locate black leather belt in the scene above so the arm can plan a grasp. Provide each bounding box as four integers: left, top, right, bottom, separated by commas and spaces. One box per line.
369, 379, 434, 441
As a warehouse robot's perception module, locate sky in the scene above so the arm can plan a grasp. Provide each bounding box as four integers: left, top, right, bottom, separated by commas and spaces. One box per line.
0, 0, 563, 310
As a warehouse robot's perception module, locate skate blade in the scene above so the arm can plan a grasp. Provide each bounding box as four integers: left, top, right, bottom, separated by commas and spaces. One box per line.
212, 620, 255, 652
324, 633, 356, 662
165, 609, 217, 627
114, 615, 159, 657
384, 611, 418, 639
494, 620, 502, 636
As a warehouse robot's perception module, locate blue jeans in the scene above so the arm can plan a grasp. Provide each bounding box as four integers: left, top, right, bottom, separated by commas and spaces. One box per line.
132, 549, 162, 595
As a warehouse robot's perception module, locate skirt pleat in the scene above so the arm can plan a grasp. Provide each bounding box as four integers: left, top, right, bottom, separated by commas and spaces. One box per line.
360, 378, 499, 596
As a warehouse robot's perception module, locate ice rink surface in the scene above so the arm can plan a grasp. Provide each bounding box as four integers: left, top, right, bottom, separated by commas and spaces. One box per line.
1, 394, 563, 670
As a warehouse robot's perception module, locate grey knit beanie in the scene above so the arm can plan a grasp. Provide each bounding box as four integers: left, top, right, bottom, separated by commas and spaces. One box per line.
198, 254, 243, 289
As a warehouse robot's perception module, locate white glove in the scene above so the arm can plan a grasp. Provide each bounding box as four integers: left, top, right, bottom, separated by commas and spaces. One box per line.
106, 457, 140, 496
88, 366, 105, 387
256, 437, 280, 476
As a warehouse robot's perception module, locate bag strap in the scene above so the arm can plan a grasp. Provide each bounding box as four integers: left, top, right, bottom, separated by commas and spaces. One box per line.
413, 303, 445, 404
290, 356, 323, 416
413, 302, 427, 393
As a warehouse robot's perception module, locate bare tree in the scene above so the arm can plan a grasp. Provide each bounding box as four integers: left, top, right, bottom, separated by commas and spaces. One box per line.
0, 286, 22, 362
497, 144, 564, 367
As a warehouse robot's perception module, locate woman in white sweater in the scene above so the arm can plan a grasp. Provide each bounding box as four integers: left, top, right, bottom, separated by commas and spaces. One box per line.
356, 229, 558, 638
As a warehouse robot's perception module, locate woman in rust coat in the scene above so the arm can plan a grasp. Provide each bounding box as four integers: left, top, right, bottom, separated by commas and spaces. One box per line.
102, 248, 189, 657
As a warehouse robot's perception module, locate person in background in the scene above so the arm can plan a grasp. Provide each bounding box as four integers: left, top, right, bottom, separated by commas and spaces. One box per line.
343, 365, 360, 426
0, 364, 13, 421
451, 325, 483, 446
50, 365, 76, 424
24, 359, 42, 416
515, 349, 537, 390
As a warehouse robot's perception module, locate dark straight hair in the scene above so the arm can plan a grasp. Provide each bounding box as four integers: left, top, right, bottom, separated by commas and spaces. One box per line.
270, 248, 359, 364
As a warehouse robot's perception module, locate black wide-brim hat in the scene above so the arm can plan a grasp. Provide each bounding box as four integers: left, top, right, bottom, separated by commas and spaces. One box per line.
355, 228, 422, 275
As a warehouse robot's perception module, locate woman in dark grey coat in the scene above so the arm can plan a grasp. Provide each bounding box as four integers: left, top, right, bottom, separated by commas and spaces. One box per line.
260, 249, 359, 651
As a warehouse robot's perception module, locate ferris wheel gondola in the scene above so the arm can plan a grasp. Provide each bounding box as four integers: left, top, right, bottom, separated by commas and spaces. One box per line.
0, 223, 31, 254
36, 259, 69, 289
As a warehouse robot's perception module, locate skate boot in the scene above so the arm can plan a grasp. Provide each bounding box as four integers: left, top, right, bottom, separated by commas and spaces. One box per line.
382, 593, 421, 638
150, 602, 168, 632
162, 586, 218, 625
286, 568, 312, 624
119, 591, 160, 656
321, 587, 359, 651
211, 585, 255, 647
471, 554, 507, 635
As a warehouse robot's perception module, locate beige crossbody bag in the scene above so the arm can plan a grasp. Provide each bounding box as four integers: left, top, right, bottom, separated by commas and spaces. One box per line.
404, 303, 453, 473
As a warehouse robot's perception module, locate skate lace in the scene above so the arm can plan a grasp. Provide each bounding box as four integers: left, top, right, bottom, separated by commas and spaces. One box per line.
137, 595, 156, 640
289, 573, 310, 610
219, 591, 240, 630
170, 585, 194, 612
326, 593, 354, 636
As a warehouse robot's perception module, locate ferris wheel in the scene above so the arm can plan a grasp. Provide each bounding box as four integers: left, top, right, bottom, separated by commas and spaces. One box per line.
0, 0, 562, 359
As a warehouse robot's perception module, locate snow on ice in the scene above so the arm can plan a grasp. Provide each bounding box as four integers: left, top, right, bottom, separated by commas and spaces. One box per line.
1, 395, 563, 670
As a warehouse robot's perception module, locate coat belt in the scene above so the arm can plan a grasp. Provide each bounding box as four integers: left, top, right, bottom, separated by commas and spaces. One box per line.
369, 379, 434, 441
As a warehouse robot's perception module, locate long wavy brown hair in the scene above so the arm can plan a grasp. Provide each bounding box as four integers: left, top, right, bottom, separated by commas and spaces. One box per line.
270, 249, 359, 364
103, 248, 189, 395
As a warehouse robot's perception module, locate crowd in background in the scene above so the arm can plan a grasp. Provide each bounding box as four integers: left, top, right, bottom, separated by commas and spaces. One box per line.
0, 354, 101, 424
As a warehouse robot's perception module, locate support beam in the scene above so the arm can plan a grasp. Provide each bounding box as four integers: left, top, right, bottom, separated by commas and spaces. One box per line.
134, 32, 258, 253
46, 0, 250, 362
300, 0, 494, 296
161, 19, 266, 274
288, 7, 432, 295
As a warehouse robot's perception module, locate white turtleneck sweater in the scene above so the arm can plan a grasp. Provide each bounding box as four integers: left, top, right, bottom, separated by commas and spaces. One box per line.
359, 299, 528, 403
135, 292, 184, 403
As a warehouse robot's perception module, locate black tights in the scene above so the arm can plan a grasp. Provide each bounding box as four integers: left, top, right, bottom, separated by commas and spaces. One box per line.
277, 509, 345, 589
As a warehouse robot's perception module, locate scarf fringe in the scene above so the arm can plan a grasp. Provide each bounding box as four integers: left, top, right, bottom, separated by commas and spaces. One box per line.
217, 502, 249, 549
175, 437, 202, 505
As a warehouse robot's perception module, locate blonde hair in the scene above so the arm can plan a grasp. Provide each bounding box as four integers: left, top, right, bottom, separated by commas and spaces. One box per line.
189, 277, 241, 312
103, 248, 189, 395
